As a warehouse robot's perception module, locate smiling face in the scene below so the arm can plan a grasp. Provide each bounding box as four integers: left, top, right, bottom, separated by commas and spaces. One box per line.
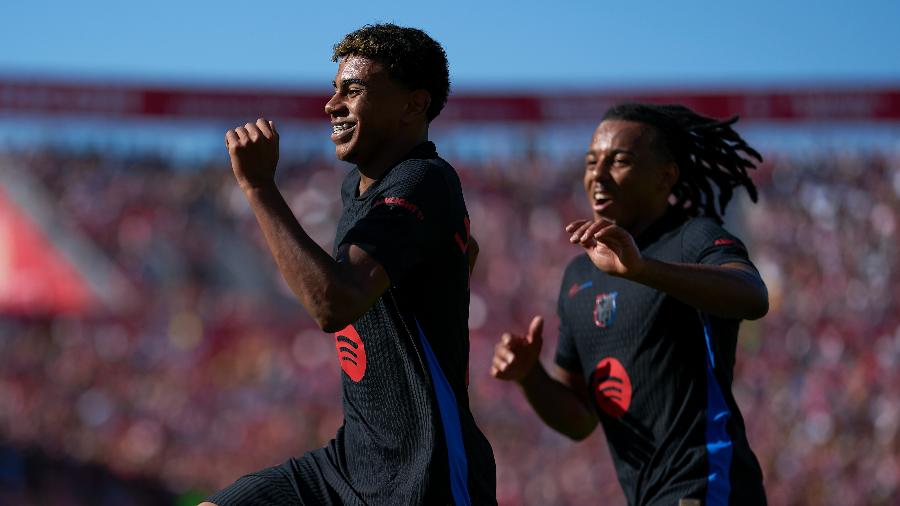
583, 119, 678, 235
325, 56, 412, 168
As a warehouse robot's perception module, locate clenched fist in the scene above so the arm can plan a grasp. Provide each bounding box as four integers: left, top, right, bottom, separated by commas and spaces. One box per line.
225, 118, 280, 192
490, 316, 544, 383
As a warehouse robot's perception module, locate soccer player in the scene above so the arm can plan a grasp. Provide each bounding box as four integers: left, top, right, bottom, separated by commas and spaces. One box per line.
491, 103, 768, 505
205, 24, 496, 506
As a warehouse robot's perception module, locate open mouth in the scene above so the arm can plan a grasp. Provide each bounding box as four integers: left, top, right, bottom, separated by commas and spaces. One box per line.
593, 191, 613, 211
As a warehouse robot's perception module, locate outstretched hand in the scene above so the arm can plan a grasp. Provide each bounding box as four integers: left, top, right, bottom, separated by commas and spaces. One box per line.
565, 219, 644, 278
225, 118, 280, 192
490, 316, 544, 383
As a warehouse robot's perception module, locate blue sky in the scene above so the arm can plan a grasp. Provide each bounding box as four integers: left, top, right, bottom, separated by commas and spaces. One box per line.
4, 0, 900, 89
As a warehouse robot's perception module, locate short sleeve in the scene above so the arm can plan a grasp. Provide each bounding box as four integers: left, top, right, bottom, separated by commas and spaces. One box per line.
340, 163, 443, 284
554, 263, 583, 374
681, 218, 755, 268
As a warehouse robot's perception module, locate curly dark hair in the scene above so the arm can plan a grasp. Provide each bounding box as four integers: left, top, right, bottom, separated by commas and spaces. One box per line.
332, 23, 450, 123
603, 102, 762, 223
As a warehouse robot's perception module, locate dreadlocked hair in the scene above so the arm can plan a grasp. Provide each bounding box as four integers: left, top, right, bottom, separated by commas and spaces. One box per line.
333, 23, 450, 123
603, 103, 761, 223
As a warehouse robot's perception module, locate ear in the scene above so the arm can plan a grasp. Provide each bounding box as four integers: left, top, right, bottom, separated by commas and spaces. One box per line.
403, 89, 431, 123
660, 161, 679, 192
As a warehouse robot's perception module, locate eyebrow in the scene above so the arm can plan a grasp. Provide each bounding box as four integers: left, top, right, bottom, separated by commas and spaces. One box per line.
585, 149, 635, 158
332, 78, 368, 89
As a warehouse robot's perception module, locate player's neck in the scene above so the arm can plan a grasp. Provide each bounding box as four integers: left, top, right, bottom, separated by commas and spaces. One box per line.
357, 129, 429, 195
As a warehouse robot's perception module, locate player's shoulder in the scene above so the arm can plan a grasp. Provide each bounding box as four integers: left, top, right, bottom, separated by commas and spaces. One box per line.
681, 215, 743, 242
386, 149, 458, 200
679, 215, 752, 264
393, 150, 454, 181
684, 215, 725, 230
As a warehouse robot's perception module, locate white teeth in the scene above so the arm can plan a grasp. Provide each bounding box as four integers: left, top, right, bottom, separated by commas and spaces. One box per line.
332, 123, 354, 134
594, 192, 611, 201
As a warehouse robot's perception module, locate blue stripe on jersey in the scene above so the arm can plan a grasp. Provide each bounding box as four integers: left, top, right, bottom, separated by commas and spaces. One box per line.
702, 315, 733, 506
415, 319, 470, 506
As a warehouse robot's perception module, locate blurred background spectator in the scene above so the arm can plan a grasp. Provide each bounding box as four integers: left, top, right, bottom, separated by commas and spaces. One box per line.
1, 138, 898, 505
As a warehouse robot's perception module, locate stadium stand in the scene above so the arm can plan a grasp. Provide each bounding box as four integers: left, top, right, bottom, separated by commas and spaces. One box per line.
1, 143, 898, 504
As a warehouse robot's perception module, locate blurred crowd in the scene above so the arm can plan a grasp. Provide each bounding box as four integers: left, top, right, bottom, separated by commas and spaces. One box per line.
0, 143, 899, 505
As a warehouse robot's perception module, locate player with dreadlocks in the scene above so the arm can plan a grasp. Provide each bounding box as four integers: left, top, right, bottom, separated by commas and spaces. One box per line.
492, 103, 768, 505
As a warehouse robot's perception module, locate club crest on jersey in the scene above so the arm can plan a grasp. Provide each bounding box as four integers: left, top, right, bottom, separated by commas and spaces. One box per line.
335, 324, 367, 382
593, 291, 618, 328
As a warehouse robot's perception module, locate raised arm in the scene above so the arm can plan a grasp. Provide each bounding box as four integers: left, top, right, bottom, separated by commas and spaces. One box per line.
566, 219, 768, 320
226, 118, 389, 332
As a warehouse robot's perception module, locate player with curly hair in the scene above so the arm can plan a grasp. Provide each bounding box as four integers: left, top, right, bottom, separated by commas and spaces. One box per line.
205, 24, 496, 506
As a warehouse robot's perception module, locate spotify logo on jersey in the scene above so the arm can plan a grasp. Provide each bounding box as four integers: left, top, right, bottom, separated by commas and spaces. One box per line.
335, 325, 367, 382
590, 357, 632, 419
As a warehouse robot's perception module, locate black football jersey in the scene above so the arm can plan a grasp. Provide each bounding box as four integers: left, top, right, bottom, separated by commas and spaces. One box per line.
555, 211, 766, 506
305, 142, 496, 506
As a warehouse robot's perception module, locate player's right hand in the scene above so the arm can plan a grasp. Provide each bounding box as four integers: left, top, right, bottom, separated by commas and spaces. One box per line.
565, 218, 643, 279
225, 118, 279, 192
490, 316, 543, 383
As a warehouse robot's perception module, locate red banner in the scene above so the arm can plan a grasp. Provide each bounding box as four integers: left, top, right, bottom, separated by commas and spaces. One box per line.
0, 186, 96, 315
2, 78, 899, 123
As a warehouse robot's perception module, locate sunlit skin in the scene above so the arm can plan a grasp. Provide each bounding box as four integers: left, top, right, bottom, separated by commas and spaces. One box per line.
581, 119, 677, 237
562, 119, 679, 278
324, 55, 429, 194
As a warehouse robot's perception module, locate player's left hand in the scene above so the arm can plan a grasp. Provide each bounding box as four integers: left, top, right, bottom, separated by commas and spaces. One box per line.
565, 219, 644, 278
225, 118, 279, 192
